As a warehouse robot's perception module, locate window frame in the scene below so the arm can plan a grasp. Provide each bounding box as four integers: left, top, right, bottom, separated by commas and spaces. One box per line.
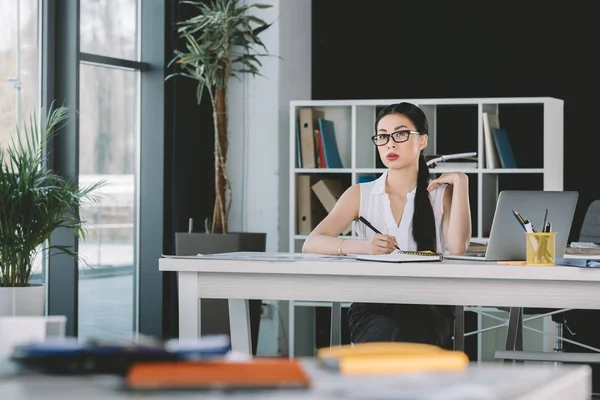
42, 0, 164, 338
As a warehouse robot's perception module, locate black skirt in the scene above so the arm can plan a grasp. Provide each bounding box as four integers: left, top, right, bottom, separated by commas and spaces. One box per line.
347, 302, 455, 348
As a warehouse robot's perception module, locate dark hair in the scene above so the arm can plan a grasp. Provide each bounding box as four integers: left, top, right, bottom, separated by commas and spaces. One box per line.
375, 102, 436, 252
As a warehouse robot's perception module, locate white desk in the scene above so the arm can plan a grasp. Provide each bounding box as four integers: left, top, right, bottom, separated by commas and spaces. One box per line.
158, 254, 600, 354
0, 360, 592, 399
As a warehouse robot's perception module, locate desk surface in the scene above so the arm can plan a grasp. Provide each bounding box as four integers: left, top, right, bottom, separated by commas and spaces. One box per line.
0, 361, 591, 399
159, 254, 600, 310
159, 254, 600, 281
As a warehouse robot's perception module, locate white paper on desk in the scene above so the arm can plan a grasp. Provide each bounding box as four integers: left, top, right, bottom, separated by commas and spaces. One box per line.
163, 251, 353, 262
570, 241, 600, 249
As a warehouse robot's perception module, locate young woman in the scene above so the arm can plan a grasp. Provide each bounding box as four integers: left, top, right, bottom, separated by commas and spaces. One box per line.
302, 102, 472, 347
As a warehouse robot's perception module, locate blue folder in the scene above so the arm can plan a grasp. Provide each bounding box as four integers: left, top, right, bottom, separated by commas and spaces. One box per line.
491, 128, 517, 168
317, 118, 343, 168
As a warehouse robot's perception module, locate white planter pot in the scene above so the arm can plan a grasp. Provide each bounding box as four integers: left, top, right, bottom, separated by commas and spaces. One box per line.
0, 285, 45, 317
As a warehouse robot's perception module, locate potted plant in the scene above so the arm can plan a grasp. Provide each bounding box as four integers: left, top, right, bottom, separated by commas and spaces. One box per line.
167, 0, 273, 234
0, 105, 103, 316
166, 0, 274, 353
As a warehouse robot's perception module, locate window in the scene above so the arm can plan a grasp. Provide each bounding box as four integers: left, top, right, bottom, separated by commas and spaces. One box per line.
0, 0, 43, 283
77, 0, 140, 341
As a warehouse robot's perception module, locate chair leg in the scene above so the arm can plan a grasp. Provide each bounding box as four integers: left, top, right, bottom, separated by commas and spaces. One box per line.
454, 306, 465, 351
330, 302, 342, 347
505, 307, 525, 364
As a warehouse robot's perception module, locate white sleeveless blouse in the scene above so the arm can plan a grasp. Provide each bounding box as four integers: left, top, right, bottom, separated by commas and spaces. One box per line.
357, 170, 447, 253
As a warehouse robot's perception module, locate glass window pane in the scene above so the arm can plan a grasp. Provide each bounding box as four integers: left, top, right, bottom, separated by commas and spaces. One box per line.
1, 0, 44, 284
78, 63, 138, 341
80, 0, 138, 60
19, 0, 40, 127
0, 0, 18, 155
22, 0, 43, 285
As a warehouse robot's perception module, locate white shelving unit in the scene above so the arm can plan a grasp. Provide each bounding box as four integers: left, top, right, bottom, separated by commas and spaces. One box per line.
289, 97, 563, 252
286, 97, 564, 357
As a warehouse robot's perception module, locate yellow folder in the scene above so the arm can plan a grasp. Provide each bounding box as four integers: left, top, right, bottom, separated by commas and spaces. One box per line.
317, 342, 469, 375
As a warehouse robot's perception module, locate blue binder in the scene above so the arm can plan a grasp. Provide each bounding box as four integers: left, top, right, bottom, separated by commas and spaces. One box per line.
317, 118, 343, 168
491, 128, 517, 168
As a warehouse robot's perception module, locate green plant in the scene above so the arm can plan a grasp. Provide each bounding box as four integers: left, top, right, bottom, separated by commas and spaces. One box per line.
167, 0, 273, 234
0, 105, 104, 287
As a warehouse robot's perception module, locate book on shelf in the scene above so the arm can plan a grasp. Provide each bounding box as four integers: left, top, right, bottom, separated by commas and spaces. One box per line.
482, 112, 501, 169
317, 118, 344, 168
296, 175, 326, 235
311, 178, 351, 235
359, 175, 378, 184
298, 108, 324, 168
296, 109, 343, 169
314, 129, 327, 168
295, 118, 302, 168
491, 128, 517, 168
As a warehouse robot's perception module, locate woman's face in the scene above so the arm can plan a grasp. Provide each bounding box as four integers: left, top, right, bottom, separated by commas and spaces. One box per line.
375, 113, 428, 169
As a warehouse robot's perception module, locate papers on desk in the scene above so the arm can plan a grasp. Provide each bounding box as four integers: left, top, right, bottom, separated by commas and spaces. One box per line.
162, 251, 354, 262
556, 257, 600, 268
570, 241, 600, 249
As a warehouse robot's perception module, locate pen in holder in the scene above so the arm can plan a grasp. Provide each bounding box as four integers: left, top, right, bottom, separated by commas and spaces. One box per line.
525, 232, 556, 266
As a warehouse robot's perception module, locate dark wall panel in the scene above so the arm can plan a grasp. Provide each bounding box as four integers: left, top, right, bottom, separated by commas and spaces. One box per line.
312, 0, 600, 241
163, 0, 215, 338
312, 0, 600, 387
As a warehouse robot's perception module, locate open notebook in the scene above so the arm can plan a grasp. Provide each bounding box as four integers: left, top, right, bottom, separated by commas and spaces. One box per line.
357, 249, 443, 263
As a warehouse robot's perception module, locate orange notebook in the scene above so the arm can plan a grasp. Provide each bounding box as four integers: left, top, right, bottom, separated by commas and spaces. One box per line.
125, 358, 310, 391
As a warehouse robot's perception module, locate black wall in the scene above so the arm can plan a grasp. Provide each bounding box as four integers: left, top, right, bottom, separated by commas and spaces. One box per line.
312, 0, 600, 241
163, 0, 215, 338
312, 0, 600, 387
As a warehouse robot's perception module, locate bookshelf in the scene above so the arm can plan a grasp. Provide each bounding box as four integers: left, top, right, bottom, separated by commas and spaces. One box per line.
286, 97, 563, 357
288, 97, 563, 253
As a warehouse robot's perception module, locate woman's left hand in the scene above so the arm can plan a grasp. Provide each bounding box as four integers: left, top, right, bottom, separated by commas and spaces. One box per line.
427, 172, 468, 192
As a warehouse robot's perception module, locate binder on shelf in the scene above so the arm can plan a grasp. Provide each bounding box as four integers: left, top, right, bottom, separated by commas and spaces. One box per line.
296, 175, 326, 235
314, 129, 327, 168
298, 108, 324, 168
491, 128, 517, 168
482, 112, 501, 169
311, 178, 351, 235
359, 175, 378, 184
317, 118, 344, 168
295, 118, 302, 168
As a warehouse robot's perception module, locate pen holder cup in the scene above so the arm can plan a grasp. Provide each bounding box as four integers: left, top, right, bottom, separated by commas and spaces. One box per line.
525, 232, 556, 266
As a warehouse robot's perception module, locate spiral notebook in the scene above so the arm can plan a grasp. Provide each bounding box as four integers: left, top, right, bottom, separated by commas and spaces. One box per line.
357, 249, 443, 263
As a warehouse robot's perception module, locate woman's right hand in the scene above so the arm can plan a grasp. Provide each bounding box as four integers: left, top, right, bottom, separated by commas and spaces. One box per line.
364, 234, 398, 254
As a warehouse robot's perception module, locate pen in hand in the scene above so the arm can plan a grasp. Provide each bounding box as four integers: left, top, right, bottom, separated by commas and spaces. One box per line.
358, 216, 401, 251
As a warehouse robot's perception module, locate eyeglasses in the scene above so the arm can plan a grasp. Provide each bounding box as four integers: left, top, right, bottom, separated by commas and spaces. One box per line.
371, 130, 422, 146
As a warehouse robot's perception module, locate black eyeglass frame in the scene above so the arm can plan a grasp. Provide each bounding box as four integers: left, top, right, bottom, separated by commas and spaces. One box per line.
371, 130, 422, 146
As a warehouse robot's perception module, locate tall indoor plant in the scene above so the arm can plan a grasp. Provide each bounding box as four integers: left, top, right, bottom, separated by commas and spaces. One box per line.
0, 105, 103, 315
167, 0, 273, 234
166, 0, 273, 354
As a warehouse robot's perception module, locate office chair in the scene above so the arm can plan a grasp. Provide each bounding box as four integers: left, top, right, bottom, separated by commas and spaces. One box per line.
494, 199, 600, 362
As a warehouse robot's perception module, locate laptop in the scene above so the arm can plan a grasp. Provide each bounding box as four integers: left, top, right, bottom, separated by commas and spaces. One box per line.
446, 190, 579, 261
